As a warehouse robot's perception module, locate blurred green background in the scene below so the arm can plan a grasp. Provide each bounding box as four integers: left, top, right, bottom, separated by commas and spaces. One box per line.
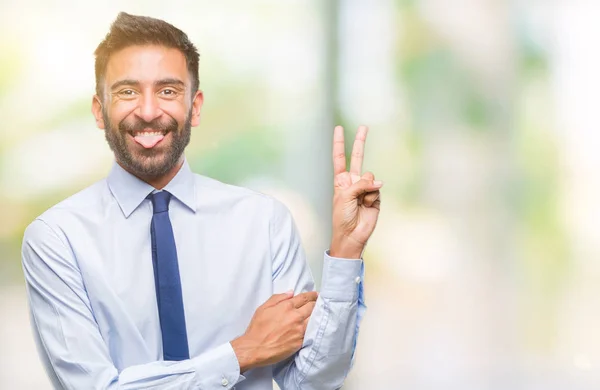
1, 1, 599, 388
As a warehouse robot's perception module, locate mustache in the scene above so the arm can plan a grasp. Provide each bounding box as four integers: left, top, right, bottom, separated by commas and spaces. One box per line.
118, 117, 178, 134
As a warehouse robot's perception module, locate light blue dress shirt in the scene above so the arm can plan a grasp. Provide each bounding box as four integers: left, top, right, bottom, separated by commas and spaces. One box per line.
21, 159, 366, 390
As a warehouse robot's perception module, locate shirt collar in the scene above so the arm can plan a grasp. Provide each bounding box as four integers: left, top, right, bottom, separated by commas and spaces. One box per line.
107, 159, 197, 218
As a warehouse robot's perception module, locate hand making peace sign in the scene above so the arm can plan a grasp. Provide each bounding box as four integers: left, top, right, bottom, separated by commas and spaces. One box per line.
329, 125, 383, 259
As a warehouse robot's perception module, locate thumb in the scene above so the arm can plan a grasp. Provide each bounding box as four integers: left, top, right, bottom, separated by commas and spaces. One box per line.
262, 290, 294, 308
349, 178, 383, 198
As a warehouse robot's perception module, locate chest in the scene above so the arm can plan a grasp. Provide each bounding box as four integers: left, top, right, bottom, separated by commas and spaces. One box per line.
66, 205, 274, 352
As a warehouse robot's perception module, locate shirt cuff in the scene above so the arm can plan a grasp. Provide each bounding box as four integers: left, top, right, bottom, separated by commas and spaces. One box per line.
320, 250, 364, 301
191, 342, 246, 388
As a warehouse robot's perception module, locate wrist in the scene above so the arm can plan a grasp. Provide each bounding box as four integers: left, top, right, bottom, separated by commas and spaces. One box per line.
231, 335, 261, 373
329, 234, 364, 259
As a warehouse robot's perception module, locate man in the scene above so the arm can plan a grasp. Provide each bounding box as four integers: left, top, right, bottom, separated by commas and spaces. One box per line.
21, 12, 382, 390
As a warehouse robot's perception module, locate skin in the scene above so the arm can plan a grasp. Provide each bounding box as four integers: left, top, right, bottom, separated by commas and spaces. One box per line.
91, 45, 204, 189
91, 44, 383, 372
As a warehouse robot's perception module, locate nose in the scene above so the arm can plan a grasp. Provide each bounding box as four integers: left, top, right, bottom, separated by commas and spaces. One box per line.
136, 92, 162, 123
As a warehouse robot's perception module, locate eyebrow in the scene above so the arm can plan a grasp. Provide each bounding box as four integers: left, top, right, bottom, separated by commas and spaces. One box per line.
110, 78, 186, 91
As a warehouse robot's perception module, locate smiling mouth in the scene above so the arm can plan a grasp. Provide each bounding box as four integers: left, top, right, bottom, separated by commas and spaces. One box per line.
131, 129, 169, 149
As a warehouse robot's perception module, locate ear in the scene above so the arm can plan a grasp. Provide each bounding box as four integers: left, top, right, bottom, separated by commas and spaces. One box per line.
190, 90, 204, 127
91, 95, 105, 129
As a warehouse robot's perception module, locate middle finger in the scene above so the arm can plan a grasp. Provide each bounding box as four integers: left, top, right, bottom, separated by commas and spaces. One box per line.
349, 125, 368, 176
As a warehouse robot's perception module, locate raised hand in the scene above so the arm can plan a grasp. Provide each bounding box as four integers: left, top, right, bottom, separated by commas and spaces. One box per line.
231, 291, 318, 372
330, 125, 382, 259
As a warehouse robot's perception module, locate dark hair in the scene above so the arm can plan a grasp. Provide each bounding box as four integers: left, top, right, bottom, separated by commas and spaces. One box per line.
94, 12, 200, 97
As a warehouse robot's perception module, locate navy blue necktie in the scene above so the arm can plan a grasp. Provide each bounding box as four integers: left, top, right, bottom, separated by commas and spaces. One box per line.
149, 191, 190, 361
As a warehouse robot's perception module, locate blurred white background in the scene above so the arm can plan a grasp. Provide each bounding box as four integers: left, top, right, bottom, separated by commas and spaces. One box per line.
2, 0, 600, 388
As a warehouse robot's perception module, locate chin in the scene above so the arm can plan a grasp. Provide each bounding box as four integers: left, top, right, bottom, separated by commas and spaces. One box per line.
122, 154, 170, 177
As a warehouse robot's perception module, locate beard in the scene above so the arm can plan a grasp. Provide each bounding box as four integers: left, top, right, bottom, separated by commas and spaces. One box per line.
103, 109, 192, 178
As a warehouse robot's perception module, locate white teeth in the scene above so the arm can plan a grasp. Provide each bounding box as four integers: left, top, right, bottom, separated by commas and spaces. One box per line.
134, 131, 163, 136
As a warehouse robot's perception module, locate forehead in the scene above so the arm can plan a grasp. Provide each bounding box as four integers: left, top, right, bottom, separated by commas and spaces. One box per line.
105, 45, 189, 86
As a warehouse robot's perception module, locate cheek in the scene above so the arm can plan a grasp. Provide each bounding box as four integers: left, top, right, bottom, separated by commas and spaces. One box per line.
160, 100, 189, 122
108, 102, 137, 127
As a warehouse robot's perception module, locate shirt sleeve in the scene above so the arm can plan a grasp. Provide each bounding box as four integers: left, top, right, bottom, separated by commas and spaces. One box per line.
269, 199, 366, 390
22, 219, 244, 390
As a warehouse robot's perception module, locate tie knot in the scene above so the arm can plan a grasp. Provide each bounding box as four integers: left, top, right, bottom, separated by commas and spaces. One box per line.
150, 191, 172, 214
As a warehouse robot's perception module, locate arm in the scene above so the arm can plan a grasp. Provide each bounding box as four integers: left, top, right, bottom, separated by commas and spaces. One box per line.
22, 219, 243, 390
273, 124, 381, 389
269, 199, 366, 390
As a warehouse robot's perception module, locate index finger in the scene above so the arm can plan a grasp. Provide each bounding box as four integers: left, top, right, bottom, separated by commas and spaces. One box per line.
332, 125, 346, 175
349, 125, 368, 176
289, 291, 318, 309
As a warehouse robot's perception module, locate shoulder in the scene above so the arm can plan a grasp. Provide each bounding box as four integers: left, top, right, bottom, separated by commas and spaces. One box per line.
191, 173, 292, 220
193, 173, 281, 207
26, 179, 109, 236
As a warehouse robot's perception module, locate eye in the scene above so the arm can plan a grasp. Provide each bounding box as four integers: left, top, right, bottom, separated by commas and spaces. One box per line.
159, 88, 178, 97
117, 89, 137, 97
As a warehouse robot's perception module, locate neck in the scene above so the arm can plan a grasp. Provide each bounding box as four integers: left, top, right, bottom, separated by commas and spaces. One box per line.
118, 156, 185, 190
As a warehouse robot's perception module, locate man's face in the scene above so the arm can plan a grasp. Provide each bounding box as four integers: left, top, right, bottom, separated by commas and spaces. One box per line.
92, 45, 203, 178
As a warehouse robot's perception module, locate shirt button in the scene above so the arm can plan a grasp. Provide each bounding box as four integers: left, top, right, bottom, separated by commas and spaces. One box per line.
221, 377, 229, 386
355, 276, 361, 284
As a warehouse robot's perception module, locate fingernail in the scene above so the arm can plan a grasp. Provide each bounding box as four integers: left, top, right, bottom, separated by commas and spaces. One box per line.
286, 289, 294, 296
374, 180, 383, 187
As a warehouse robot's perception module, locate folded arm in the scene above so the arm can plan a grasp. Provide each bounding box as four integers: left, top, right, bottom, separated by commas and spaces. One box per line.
22, 219, 244, 390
